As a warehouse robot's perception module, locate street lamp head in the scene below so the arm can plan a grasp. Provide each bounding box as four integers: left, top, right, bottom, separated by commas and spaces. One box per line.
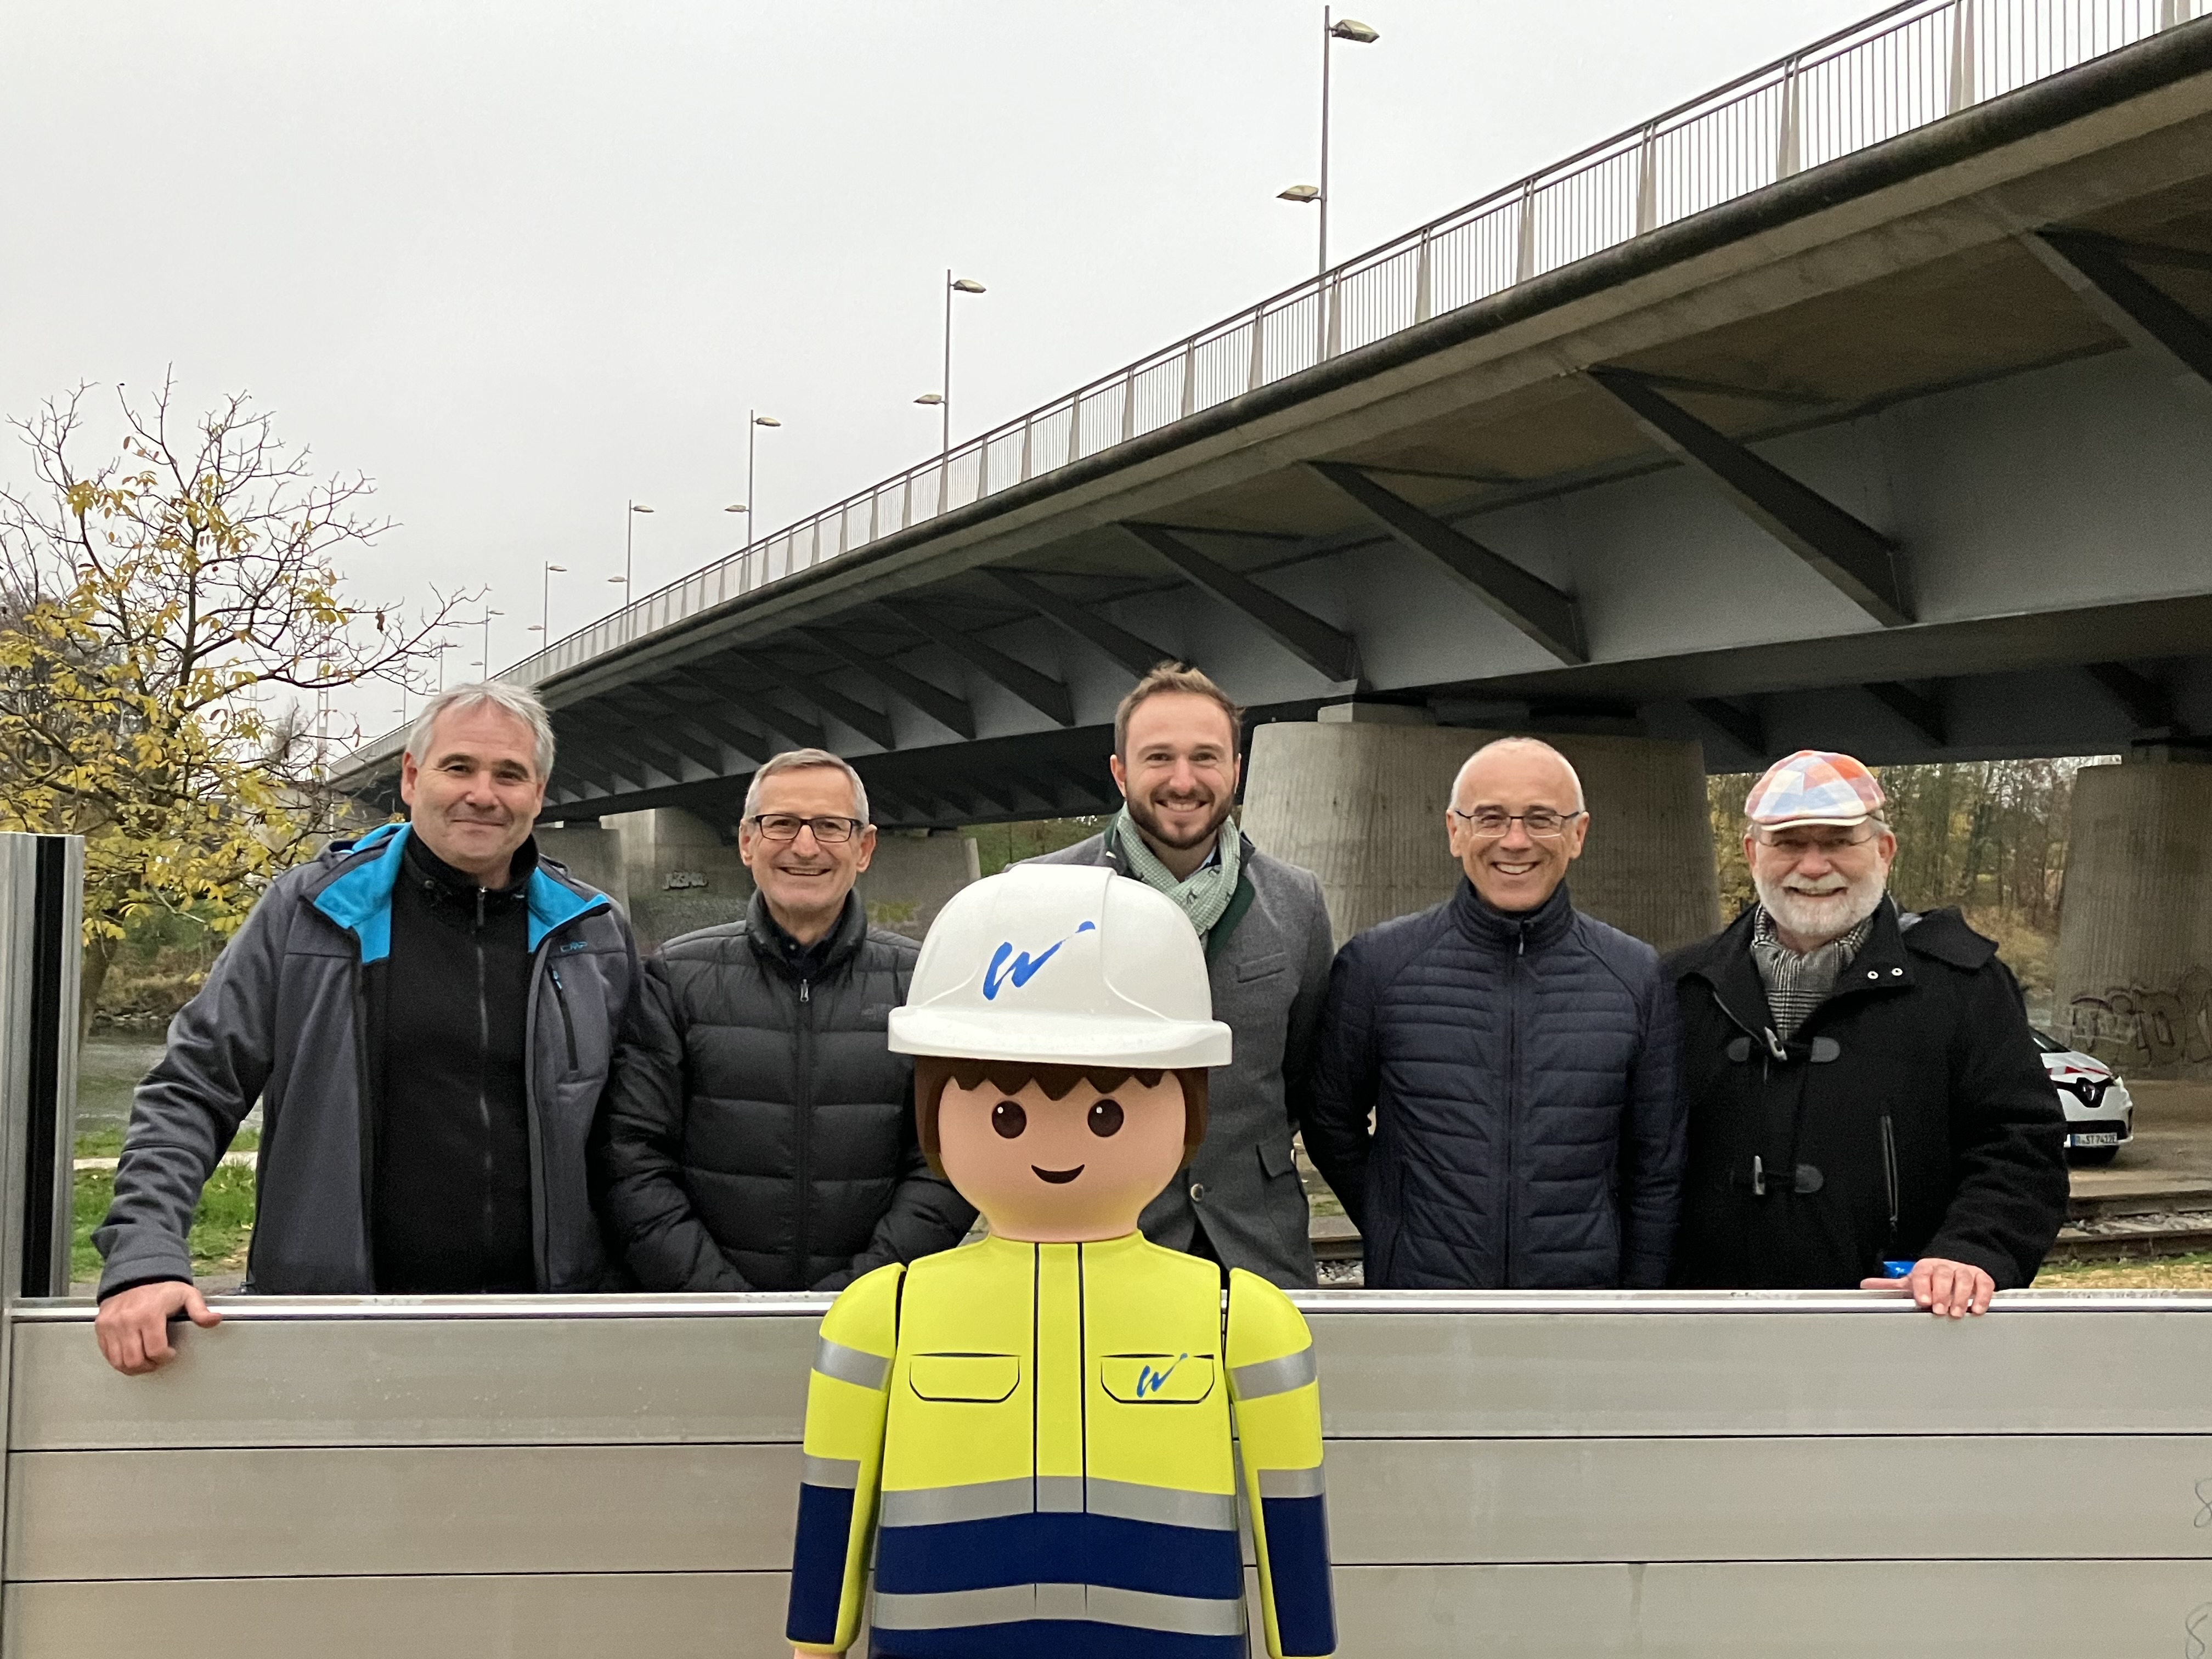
630, 504, 654, 514
724, 503, 748, 514
1278, 184, 1322, 204
950, 277, 986, 295
545, 563, 566, 573
753, 414, 782, 427
1330, 18, 1380, 43
913, 392, 945, 406
607, 575, 628, 584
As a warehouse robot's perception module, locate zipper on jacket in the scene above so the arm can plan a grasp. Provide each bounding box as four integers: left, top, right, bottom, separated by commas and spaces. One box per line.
1503, 922, 1524, 1288
349, 960, 376, 1292
476, 887, 496, 1265
1880, 1114, 1901, 1250
549, 966, 579, 1070
791, 973, 817, 1287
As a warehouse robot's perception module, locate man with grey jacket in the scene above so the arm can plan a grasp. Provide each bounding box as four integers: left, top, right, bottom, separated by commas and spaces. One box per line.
92, 683, 639, 1374
1037, 664, 1334, 1288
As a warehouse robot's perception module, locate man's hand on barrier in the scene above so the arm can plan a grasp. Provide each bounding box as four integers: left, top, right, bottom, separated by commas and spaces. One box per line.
94, 1282, 222, 1375
1858, 1257, 1995, 1318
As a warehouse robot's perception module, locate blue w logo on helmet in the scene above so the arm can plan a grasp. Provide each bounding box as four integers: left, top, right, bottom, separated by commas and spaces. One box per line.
982, 921, 1096, 1001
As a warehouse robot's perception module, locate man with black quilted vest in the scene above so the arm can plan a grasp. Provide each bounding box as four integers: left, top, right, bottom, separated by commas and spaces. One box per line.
1304, 737, 1684, 1288
599, 749, 973, 1291
1665, 750, 2066, 1315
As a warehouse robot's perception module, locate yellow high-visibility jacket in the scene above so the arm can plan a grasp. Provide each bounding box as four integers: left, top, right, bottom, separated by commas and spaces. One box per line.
786, 1229, 1336, 1658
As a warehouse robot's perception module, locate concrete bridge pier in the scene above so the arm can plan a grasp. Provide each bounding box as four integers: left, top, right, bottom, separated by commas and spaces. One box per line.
535, 819, 628, 911
546, 810, 981, 953
857, 830, 979, 941
1241, 709, 1720, 952
609, 808, 753, 950
2054, 757, 2212, 1077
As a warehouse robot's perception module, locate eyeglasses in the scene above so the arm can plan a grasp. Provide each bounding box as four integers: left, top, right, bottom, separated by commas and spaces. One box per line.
1450, 807, 1586, 839
747, 814, 864, 844
1749, 824, 1879, 855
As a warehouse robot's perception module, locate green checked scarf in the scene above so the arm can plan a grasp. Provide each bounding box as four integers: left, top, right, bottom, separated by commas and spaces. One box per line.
1111, 806, 1242, 938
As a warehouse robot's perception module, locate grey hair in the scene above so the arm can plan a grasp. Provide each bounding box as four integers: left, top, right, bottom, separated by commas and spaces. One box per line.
1450, 736, 1587, 813
405, 682, 556, 781
742, 748, 871, 825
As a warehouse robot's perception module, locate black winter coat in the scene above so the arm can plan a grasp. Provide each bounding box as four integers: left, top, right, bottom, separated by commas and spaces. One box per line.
1665, 900, 2067, 1290
1304, 880, 1684, 1289
599, 893, 974, 1291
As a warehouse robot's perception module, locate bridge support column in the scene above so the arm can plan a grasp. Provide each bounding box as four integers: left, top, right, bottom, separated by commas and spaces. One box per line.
858, 830, 979, 941
536, 820, 628, 911
611, 808, 752, 950
1241, 709, 1719, 951
2054, 757, 2212, 1077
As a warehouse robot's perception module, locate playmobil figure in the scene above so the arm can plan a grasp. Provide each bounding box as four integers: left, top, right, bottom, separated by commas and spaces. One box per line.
786, 863, 1338, 1658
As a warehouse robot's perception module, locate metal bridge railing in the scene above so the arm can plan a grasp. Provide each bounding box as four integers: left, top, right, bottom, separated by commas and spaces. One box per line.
478, 0, 2205, 710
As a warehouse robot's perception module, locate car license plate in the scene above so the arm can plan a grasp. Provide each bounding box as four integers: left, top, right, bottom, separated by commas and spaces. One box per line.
2072, 1131, 2119, 1147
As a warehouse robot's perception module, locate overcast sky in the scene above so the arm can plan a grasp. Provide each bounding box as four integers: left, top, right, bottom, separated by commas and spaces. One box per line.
3, 0, 1880, 736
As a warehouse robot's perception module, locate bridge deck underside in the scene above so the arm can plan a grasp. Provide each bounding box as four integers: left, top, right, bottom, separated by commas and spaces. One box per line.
340, 33, 2212, 830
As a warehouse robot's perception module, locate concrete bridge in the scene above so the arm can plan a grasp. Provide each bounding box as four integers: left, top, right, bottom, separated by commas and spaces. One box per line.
336, 1, 2212, 1067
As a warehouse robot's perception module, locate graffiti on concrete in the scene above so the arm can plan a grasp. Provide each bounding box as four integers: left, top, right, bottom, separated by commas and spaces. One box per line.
2066, 967, 2212, 1069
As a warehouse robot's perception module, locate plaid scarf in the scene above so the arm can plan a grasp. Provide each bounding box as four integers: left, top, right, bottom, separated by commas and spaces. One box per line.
1111, 808, 1242, 938
1750, 906, 1877, 1041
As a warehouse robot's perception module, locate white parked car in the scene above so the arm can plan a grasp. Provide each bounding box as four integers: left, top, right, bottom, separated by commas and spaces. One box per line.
2032, 1028, 2134, 1166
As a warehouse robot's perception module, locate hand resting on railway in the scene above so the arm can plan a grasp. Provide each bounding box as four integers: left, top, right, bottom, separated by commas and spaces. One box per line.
1857, 1256, 1996, 1317
94, 1280, 222, 1374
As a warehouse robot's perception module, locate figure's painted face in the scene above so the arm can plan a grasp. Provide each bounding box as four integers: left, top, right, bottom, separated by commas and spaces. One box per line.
936, 1071, 1187, 1243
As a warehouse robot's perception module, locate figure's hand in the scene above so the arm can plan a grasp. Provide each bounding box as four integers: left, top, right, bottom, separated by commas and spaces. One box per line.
94, 1282, 222, 1375
1858, 1257, 1996, 1318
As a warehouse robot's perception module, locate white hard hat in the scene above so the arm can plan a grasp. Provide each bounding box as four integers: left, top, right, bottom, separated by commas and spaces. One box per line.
889, 864, 1232, 1069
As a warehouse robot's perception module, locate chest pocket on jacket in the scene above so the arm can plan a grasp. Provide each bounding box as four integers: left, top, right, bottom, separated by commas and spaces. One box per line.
1101, 1354, 1216, 1404
909, 1354, 1021, 1402
1237, 952, 1288, 983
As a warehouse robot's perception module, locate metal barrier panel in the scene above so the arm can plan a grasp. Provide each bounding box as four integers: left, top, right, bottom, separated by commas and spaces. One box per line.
4, 1290, 2210, 1656
0, 837, 80, 1308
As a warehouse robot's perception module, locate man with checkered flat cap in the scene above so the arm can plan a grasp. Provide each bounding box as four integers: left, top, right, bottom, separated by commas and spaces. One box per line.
1665, 750, 2067, 1314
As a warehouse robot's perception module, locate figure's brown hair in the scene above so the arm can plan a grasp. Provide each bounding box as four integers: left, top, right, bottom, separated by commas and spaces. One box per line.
912, 1056, 1210, 1176
1113, 662, 1243, 759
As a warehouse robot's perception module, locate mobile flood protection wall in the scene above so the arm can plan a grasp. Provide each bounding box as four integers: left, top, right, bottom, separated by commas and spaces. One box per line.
1, 833, 2209, 1655
8, 1290, 2212, 1655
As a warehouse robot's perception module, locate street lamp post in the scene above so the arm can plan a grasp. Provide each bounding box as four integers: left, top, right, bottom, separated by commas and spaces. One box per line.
540, 563, 566, 640
623, 500, 654, 594
475, 608, 503, 677
916, 273, 987, 459
1278, 9, 1380, 275
744, 411, 782, 546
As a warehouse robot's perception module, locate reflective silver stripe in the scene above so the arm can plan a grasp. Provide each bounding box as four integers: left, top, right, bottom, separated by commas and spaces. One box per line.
802, 1454, 862, 1491
1256, 1463, 1327, 1500
813, 1336, 891, 1391
871, 1583, 1245, 1637
1036, 1474, 1084, 1513
881, 1477, 1035, 1527
1086, 1476, 1238, 1532
878, 1476, 1237, 1531
1230, 1345, 1317, 1401
1086, 1584, 1247, 1637
873, 1585, 1034, 1630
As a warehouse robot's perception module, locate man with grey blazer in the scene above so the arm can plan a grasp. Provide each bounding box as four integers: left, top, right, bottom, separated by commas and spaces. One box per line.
1036, 664, 1334, 1288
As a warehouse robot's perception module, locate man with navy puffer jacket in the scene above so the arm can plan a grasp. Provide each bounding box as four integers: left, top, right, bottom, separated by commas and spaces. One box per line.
1304, 737, 1684, 1289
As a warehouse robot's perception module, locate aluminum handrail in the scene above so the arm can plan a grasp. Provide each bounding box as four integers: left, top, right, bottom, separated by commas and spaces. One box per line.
339, 0, 2209, 772
15, 1288, 2212, 1320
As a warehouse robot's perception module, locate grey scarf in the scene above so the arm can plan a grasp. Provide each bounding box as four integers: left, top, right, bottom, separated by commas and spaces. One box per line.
1111, 807, 1242, 938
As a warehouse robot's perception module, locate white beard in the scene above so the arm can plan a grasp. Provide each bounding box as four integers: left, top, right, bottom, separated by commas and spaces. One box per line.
1754, 865, 1887, 946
